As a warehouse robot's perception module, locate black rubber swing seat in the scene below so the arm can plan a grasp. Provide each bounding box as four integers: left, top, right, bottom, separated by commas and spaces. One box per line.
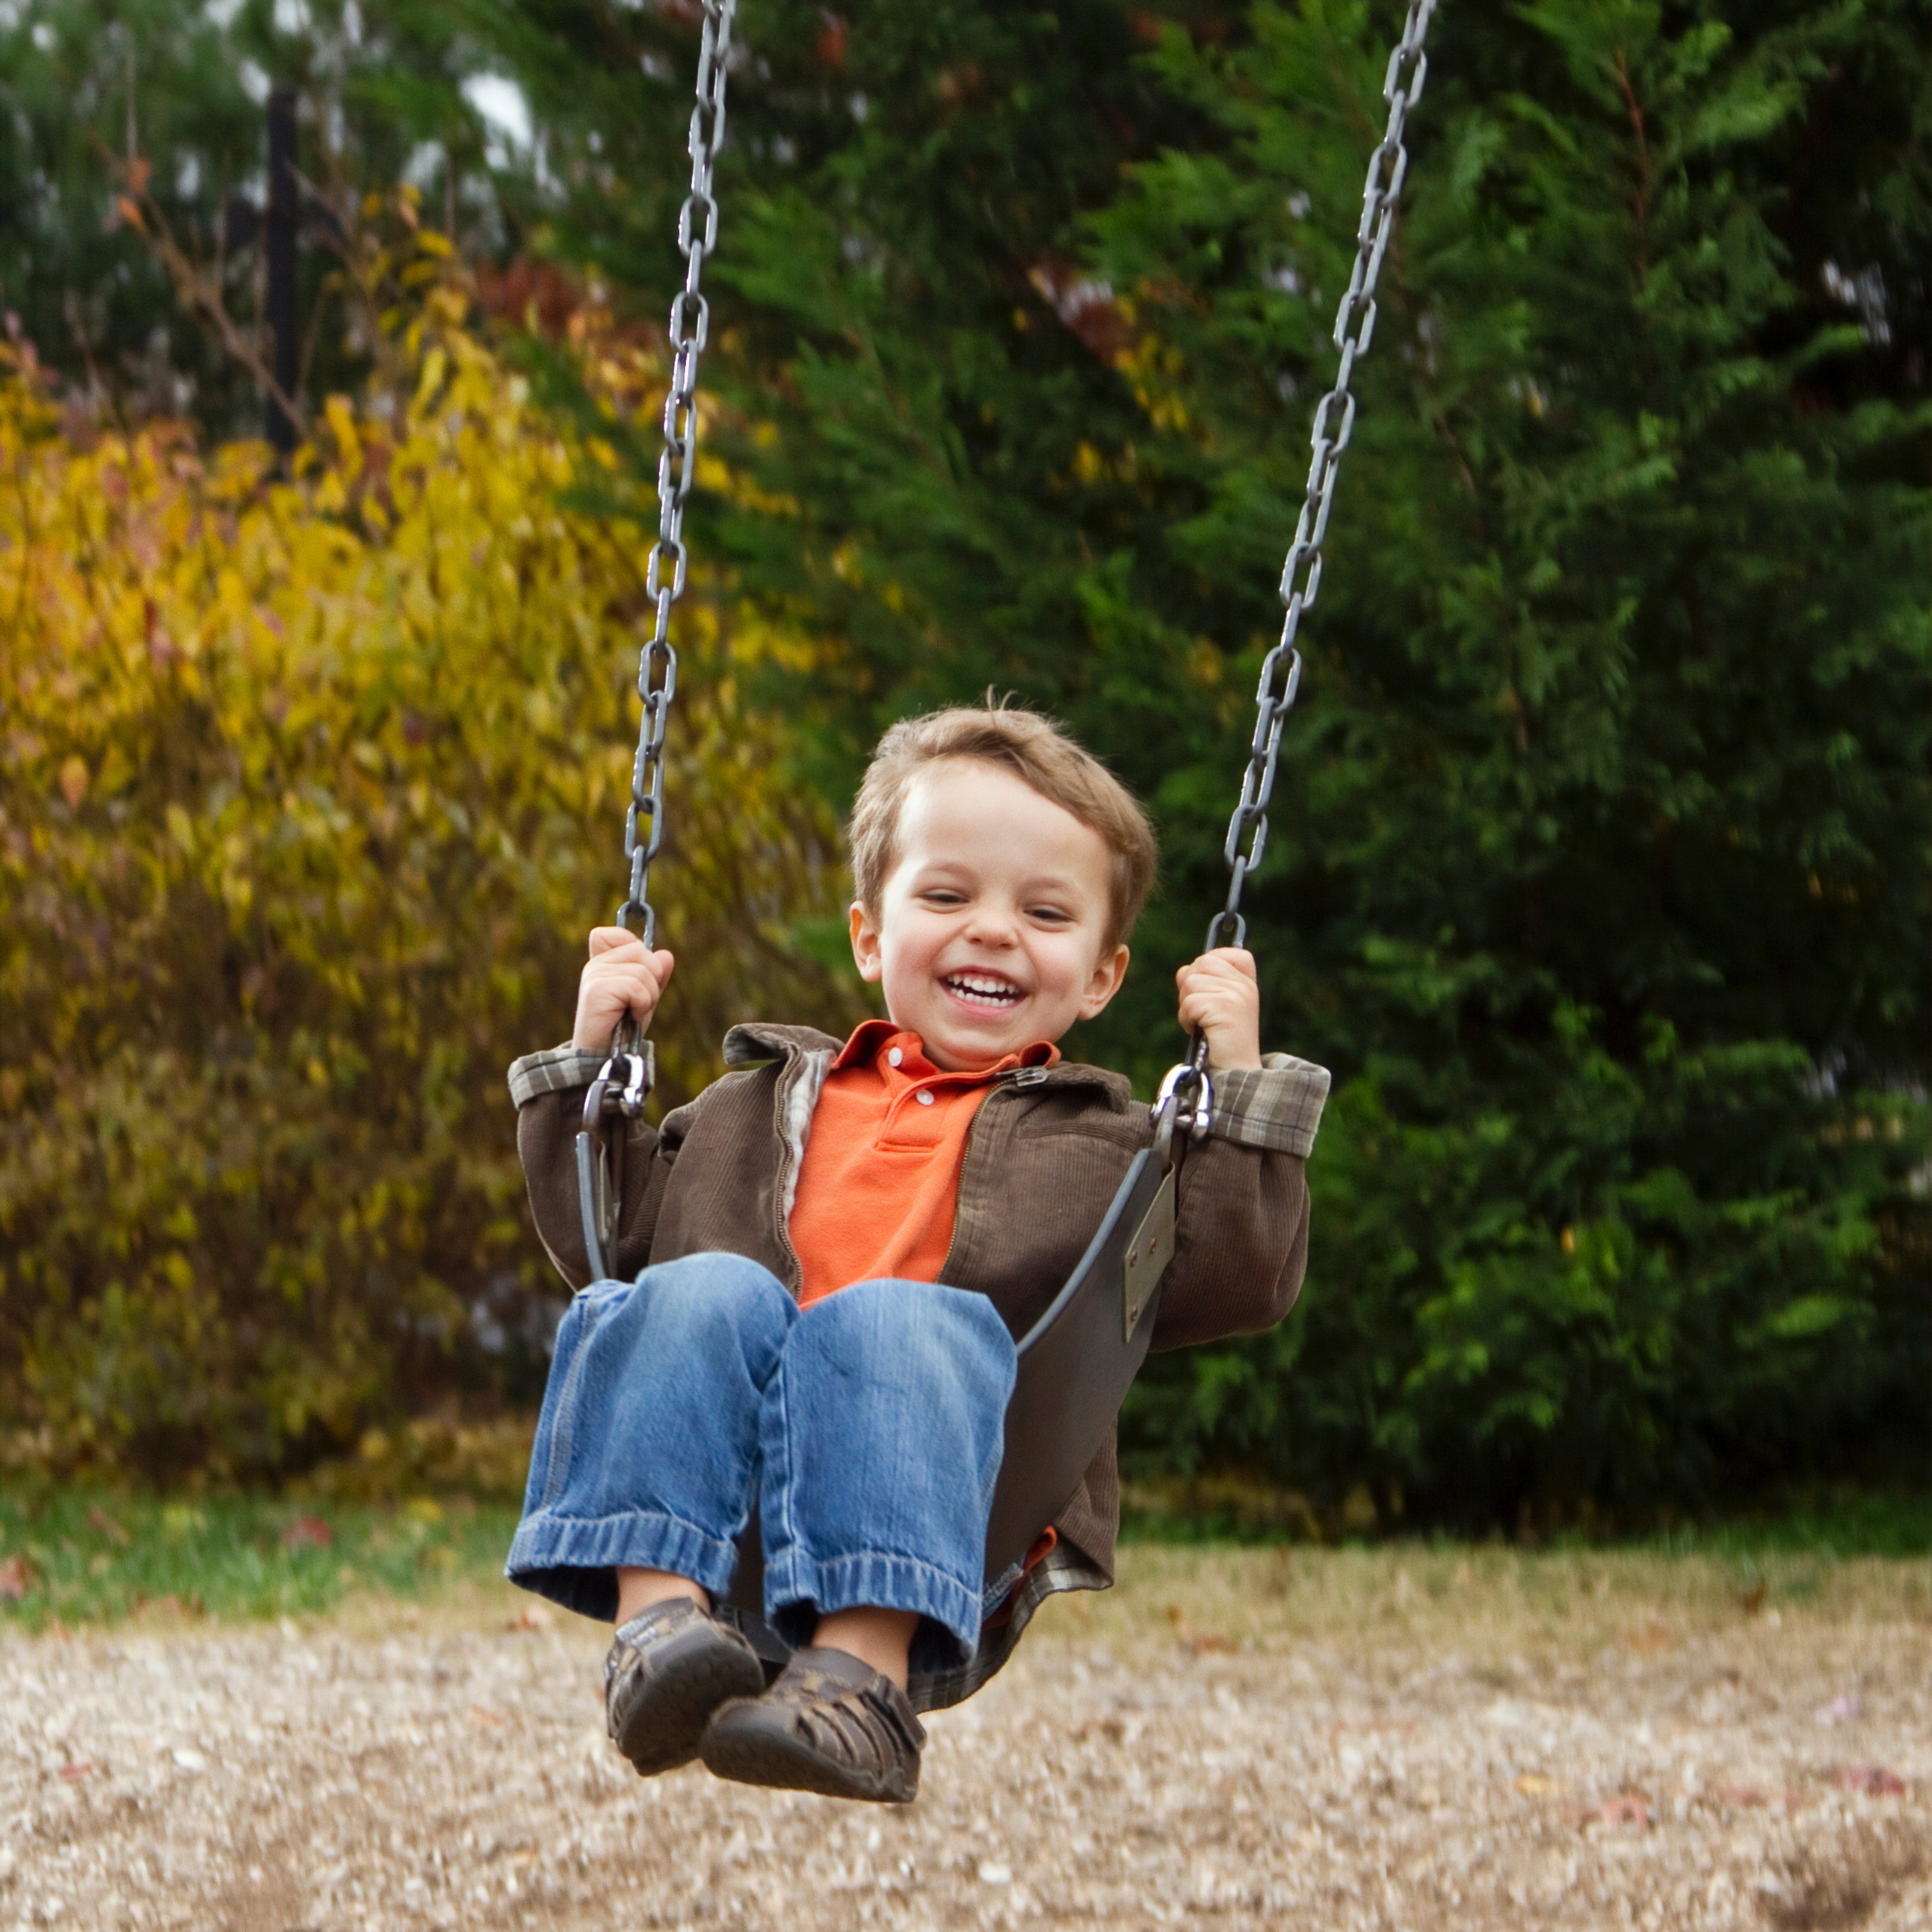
726, 1144, 1177, 1615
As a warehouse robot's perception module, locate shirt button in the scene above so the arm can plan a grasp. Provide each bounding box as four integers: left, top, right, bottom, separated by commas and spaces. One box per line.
916, 1089, 935, 1106
887, 1048, 903, 1067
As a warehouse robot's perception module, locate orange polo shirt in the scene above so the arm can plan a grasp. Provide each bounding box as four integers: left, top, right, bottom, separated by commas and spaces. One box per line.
787, 1020, 1060, 1308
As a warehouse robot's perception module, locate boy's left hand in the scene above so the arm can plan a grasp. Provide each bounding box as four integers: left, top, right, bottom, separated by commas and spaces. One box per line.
1176, 948, 1263, 1071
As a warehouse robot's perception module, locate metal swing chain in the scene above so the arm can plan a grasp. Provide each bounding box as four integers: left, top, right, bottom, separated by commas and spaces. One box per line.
615, 0, 738, 977
576, 0, 738, 1280
1163, 0, 1436, 1147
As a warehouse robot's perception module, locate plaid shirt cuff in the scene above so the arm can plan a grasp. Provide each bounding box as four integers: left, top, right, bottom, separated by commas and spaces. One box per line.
1206, 1053, 1330, 1157
507, 1041, 655, 1111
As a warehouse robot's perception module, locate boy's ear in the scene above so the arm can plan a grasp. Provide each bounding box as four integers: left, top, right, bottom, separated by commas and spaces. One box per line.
848, 901, 884, 984
1077, 942, 1131, 1021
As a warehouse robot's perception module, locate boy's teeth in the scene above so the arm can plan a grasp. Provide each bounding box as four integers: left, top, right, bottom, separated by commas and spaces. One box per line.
947, 975, 1018, 1002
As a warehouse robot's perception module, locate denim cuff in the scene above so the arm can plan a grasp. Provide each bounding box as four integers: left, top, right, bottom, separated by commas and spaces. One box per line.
981, 1559, 1025, 1612
505, 1505, 743, 1606
762, 1545, 984, 1669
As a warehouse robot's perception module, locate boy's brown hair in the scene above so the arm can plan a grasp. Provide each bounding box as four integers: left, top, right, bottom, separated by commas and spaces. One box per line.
849, 703, 1158, 950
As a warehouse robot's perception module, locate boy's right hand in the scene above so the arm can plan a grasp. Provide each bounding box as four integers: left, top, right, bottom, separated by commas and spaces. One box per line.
571, 927, 676, 1051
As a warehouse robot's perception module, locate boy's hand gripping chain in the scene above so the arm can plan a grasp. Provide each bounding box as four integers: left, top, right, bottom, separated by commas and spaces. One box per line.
578, 0, 738, 1282
1152, 0, 1435, 1168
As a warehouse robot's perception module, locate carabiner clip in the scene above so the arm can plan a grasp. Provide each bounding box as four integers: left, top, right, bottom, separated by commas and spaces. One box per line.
1149, 1061, 1214, 1170
575, 1048, 651, 1283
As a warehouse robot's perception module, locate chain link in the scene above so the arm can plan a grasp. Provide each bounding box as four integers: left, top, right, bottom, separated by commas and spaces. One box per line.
616, 0, 738, 968
1202, 0, 1434, 968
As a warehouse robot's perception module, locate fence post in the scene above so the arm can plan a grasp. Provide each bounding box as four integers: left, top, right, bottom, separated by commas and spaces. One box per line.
264, 85, 299, 455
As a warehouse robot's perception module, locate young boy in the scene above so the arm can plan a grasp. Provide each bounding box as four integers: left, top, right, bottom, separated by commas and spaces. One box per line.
504, 706, 1328, 1802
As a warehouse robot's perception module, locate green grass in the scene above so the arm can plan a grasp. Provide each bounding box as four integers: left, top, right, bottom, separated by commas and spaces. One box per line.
1627, 1487, 1931, 1560
1119, 1478, 1930, 1558
0, 1488, 521, 1632
2, 1480, 1923, 1635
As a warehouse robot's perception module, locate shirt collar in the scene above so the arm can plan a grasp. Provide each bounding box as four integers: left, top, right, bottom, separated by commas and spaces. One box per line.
830, 1017, 1061, 1078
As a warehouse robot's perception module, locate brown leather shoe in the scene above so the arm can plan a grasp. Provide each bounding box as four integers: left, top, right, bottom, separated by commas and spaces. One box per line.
699, 1645, 926, 1803
604, 1597, 765, 1776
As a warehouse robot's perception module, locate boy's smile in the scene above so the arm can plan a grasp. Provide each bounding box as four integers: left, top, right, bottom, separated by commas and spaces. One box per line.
849, 759, 1131, 1071
941, 969, 1023, 1012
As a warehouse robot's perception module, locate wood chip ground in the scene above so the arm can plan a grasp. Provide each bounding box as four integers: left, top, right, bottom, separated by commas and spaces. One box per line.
4, 1547, 1927, 1929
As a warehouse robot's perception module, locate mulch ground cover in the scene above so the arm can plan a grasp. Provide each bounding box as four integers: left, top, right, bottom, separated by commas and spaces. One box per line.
2, 1546, 1926, 1930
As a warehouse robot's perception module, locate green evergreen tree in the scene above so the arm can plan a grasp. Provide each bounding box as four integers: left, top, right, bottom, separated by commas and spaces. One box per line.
1091, 0, 1932, 1519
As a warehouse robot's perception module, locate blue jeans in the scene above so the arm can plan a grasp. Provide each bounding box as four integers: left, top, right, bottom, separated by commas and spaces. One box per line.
505, 1252, 1019, 1671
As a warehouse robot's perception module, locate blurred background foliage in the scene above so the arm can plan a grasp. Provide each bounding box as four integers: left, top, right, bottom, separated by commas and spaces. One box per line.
0, 0, 1925, 1527
0, 230, 856, 1481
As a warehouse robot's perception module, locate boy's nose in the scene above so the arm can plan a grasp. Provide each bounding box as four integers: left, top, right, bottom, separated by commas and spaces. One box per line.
961, 906, 1020, 947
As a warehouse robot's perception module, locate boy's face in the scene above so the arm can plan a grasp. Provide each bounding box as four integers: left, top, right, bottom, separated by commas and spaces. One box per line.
849, 758, 1129, 1071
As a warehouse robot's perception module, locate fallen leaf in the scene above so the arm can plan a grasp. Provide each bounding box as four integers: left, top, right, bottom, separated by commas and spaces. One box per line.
1164, 1603, 1234, 1654
468, 1706, 505, 1728
1514, 1774, 1554, 1797
86, 1504, 130, 1547
57, 755, 89, 809
1717, 1786, 1768, 1808
1834, 1765, 1906, 1796
57, 1762, 94, 1780
509, 1604, 553, 1633
1737, 1577, 1767, 1616
1598, 1794, 1649, 1828
1619, 1618, 1672, 1654
280, 1515, 333, 1551
0, 1554, 32, 1600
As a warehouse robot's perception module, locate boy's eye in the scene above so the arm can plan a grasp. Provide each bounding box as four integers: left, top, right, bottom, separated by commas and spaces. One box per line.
1028, 906, 1073, 925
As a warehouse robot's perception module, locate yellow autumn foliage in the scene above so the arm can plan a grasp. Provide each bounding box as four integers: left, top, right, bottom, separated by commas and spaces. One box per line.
0, 286, 859, 1479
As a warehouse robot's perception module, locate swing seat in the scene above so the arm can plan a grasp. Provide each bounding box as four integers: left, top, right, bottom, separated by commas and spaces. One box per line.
726, 1145, 1176, 1615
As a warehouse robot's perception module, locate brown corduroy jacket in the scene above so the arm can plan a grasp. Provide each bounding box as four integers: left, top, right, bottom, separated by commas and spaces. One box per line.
508, 1021, 1329, 1707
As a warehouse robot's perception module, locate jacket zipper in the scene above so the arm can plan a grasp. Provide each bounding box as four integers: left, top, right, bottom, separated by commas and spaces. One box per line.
768, 1047, 813, 1296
